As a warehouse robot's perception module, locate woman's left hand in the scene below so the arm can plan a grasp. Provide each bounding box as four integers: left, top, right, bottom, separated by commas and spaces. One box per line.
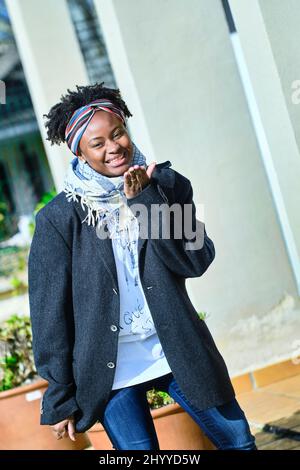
124, 162, 156, 199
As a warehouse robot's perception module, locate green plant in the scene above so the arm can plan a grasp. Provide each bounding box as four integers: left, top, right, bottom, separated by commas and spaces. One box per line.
9, 276, 28, 296
0, 200, 8, 241
17, 250, 27, 271
197, 311, 208, 321
0, 200, 18, 242
0, 247, 29, 300
147, 388, 175, 409
28, 187, 57, 237
0, 246, 27, 278
33, 187, 57, 216
0, 315, 37, 391
0, 201, 6, 224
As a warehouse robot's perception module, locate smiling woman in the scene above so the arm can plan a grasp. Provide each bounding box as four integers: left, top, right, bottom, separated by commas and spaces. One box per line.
28, 82, 257, 451
70, 108, 134, 175
44, 84, 156, 199
84, 118, 132, 166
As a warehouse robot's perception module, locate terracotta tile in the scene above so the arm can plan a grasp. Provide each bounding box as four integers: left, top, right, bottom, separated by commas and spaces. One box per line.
237, 390, 300, 425
253, 360, 300, 388
259, 374, 300, 399
231, 374, 253, 394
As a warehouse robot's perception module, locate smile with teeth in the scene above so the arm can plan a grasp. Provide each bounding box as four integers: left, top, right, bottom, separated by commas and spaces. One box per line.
107, 152, 126, 164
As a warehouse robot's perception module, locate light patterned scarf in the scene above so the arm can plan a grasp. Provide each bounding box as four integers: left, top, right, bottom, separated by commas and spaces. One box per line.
63, 141, 147, 241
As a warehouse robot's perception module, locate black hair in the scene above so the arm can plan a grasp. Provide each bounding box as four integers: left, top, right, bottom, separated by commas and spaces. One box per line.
43, 82, 133, 147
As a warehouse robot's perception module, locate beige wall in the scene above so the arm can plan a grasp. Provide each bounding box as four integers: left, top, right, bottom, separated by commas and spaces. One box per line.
96, 0, 300, 375
259, 0, 300, 153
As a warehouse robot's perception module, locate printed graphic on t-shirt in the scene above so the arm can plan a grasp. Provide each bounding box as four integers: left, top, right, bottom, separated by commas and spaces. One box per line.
110, 205, 158, 343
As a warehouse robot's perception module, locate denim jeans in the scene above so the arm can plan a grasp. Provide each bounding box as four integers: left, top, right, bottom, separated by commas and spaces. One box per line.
101, 372, 257, 450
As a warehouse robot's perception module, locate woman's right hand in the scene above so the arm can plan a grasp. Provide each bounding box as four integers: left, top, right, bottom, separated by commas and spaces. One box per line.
51, 415, 76, 441
124, 162, 156, 199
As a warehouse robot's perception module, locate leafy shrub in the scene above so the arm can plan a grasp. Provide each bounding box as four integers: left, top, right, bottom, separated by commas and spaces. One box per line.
0, 315, 37, 391
28, 187, 57, 237
147, 388, 175, 409
0, 200, 18, 242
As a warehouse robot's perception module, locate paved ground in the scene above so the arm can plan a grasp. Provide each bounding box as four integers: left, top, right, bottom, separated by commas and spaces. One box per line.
253, 411, 300, 450
239, 373, 300, 450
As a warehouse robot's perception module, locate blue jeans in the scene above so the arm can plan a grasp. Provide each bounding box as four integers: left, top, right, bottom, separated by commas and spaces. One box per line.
101, 372, 257, 450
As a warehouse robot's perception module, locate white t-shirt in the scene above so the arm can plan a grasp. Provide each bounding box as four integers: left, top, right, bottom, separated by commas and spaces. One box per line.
105, 187, 172, 390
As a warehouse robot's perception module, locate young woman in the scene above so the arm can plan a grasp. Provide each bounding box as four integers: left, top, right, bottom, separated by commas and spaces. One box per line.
28, 82, 257, 450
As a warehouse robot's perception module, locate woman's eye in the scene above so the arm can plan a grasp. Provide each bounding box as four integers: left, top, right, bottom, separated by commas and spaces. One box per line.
115, 131, 124, 138
93, 131, 124, 148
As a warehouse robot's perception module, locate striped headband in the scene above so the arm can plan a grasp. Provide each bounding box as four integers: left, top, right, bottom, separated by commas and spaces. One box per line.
65, 98, 127, 156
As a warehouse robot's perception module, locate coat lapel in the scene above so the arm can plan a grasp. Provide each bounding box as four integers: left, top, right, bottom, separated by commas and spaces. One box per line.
72, 160, 175, 291
73, 199, 119, 290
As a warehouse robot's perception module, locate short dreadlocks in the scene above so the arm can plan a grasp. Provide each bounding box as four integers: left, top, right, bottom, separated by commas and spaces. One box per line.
43, 82, 133, 147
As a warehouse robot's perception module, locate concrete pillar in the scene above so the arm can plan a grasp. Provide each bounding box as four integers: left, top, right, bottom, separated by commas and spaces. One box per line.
5, 0, 89, 190
93, 0, 156, 161
229, 0, 300, 295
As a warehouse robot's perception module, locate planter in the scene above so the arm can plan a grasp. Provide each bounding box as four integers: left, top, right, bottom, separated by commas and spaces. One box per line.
87, 402, 216, 450
0, 378, 90, 450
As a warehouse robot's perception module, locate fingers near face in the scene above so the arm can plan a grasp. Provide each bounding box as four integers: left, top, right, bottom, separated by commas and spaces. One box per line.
123, 166, 146, 197
124, 171, 133, 187
129, 169, 141, 188
125, 166, 145, 180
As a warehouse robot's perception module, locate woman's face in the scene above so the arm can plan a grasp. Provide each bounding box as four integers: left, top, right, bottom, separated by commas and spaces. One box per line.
78, 110, 134, 177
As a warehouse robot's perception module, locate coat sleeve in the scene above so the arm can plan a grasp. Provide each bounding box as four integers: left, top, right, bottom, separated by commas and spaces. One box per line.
126, 173, 215, 278
28, 210, 79, 425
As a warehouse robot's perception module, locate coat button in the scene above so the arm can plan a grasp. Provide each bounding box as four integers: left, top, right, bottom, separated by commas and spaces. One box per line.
112, 288, 118, 295
107, 362, 115, 368
110, 325, 118, 332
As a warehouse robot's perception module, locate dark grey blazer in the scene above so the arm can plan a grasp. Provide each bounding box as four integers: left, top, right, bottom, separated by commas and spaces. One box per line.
28, 161, 235, 433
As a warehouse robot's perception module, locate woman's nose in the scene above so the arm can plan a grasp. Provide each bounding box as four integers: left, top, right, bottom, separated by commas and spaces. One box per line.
108, 143, 123, 154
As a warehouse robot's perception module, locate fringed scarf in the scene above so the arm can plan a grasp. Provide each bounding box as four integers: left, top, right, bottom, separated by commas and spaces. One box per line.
63, 141, 147, 242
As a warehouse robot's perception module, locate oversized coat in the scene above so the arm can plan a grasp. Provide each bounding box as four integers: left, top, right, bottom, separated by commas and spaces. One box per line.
28, 160, 236, 433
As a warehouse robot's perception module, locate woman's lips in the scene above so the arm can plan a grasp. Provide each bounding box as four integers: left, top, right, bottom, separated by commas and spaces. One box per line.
106, 152, 128, 167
